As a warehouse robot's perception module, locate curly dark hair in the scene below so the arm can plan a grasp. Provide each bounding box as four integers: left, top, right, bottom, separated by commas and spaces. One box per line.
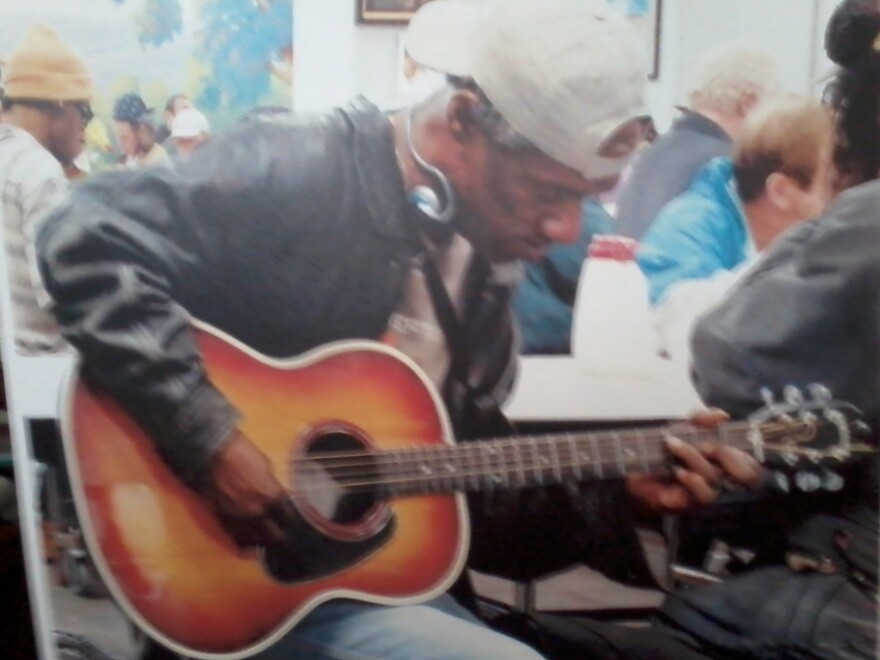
825, 0, 880, 190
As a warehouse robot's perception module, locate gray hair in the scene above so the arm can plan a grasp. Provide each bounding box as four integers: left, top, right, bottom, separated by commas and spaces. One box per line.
688, 44, 780, 116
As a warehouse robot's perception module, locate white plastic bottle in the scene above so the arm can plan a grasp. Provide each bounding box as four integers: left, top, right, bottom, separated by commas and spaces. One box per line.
571, 235, 660, 376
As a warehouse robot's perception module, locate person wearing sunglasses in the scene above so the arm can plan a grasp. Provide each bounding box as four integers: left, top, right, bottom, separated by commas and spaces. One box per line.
0, 22, 94, 354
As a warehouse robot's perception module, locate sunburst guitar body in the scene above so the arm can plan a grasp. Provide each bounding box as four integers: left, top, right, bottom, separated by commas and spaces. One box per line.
64, 326, 466, 658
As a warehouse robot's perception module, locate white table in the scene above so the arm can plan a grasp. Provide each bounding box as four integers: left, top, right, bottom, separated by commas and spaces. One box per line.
504, 355, 705, 422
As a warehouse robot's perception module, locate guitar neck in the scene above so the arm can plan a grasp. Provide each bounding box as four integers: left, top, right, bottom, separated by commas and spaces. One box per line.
368, 423, 757, 497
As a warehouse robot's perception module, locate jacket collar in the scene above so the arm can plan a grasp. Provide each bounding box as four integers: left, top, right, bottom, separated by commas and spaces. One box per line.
675, 109, 731, 143
343, 96, 417, 243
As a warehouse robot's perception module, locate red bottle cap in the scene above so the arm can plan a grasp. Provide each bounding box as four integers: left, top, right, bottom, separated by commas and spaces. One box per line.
588, 235, 638, 261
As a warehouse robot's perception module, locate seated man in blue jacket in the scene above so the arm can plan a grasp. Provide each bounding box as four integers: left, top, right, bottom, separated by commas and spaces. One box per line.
637, 95, 833, 305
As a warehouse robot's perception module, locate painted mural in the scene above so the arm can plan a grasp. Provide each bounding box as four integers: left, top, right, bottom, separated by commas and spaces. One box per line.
0, 0, 294, 173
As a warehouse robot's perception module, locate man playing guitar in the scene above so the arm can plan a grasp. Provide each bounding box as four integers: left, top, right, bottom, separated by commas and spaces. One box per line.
36, 1, 761, 658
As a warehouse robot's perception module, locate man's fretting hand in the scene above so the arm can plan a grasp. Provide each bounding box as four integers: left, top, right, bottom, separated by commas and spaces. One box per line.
626, 408, 764, 516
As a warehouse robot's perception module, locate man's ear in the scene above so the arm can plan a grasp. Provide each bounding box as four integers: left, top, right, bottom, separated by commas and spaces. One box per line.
764, 171, 794, 211
446, 89, 483, 144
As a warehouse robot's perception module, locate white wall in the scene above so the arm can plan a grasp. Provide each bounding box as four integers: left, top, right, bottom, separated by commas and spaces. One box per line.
295, 0, 842, 126
648, 0, 831, 130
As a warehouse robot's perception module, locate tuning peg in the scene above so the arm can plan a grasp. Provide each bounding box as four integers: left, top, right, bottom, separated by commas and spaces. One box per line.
851, 419, 873, 441
784, 385, 804, 407
760, 387, 794, 421
768, 470, 790, 493
798, 410, 818, 426
760, 387, 777, 408
820, 469, 844, 492
806, 384, 833, 405
795, 470, 822, 492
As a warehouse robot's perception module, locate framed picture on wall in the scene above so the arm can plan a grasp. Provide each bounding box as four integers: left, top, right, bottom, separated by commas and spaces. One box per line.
608, 0, 663, 79
356, 0, 434, 25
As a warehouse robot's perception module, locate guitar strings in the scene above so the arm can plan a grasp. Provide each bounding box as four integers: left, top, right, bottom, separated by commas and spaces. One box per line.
291, 435, 825, 496
294, 424, 750, 467
285, 424, 791, 493
290, 422, 774, 473
298, 449, 674, 494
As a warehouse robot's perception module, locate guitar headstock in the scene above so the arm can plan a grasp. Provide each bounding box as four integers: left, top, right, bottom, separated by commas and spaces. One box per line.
748, 385, 874, 491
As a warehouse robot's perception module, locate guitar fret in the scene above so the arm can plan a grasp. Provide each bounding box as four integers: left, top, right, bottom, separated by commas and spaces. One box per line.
467, 443, 480, 492
549, 437, 562, 483
515, 439, 527, 488
396, 450, 407, 495
574, 435, 592, 477
434, 447, 447, 493
416, 448, 433, 493
568, 434, 582, 481
539, 440, 553, 481
613, 430, 625, 476
498, 440, 511, 490
531, 436, 543, 486
441, 447, 457, 494
481, 443, 496, 492
380, 452, 392, 495
497, 442, 508, 489
410, 450, 422, 495
622, 438, 638, 472
591, 433, 603, 478
636, 429, 649, 472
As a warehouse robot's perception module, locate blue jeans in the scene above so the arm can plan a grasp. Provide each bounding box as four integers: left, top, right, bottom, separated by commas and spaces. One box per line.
659, 566, 878, 659
251, 593, 546, 660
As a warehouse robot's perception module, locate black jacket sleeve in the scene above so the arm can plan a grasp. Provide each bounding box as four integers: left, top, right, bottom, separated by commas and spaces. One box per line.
36, 119, 317, 491
691, 181, 880, 419
690, 181, 880, 581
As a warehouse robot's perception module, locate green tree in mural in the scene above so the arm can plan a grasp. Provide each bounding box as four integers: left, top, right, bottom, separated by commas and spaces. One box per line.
111, 0, 184, 47
109, 0, 293, 113
196, 0, 294, 111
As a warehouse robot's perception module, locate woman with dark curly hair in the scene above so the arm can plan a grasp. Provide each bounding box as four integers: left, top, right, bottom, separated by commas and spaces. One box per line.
674, 0, 880, 657
824, 0, 880, 192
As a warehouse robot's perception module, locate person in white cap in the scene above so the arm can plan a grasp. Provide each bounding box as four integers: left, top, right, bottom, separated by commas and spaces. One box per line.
36, 1, 762, 658
170, 107, 211, 157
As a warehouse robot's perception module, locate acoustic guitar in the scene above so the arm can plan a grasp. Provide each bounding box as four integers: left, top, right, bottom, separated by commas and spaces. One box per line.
61, 322, 872, 659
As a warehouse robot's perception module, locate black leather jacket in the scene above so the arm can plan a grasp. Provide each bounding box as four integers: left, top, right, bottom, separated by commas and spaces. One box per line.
37, 97, 652, 585
661, 180, 880, 658
691, 179, 879, 582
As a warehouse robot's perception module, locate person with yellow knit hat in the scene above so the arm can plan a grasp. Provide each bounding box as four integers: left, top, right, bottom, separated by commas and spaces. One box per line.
0, 23, 94, 353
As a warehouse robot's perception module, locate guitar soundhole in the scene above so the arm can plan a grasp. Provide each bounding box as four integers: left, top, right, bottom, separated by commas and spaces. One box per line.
292, 423, 391, 542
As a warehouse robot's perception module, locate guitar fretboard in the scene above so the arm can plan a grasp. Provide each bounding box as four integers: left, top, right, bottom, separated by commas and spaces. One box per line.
305, 423, 762, 497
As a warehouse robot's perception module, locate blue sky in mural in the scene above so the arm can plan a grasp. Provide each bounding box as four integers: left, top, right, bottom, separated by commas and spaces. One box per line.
0, 0, 294, 128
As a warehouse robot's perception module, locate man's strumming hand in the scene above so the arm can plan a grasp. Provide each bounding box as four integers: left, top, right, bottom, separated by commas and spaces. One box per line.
204, 429, 299, 548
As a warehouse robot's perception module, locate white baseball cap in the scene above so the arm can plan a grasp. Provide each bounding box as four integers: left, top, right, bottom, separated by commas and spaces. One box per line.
171, 108, 210, 138
405, 0, 651, 178
402, 1, 480, 77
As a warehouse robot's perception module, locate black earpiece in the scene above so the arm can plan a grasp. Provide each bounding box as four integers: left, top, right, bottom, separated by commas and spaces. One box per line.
404, 109, 456, 224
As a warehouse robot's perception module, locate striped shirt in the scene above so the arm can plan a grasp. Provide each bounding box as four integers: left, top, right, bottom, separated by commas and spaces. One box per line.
0, 124, 68, 354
